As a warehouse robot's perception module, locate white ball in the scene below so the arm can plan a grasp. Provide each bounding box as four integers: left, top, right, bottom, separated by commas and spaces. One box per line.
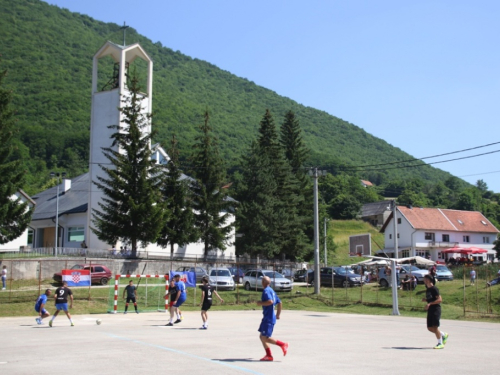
96, 319, 102, 325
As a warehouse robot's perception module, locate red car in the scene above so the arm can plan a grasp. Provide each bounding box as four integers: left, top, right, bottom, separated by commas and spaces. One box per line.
53, 264, 112, 285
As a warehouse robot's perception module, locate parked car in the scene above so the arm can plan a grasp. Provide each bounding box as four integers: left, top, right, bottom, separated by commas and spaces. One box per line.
435, 265, 453, 281
53, 264, 112, 285
243, 270, 293, 292
227, 267, 245, 283
293, 269, 312, 282
307, 267, 363, 288
208, 267, 235, 291
399, 265, 428, 283
176, 266, 208, 283
279, 268, 294, 280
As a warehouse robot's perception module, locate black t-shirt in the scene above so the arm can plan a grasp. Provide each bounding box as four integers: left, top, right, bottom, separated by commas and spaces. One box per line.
124, 285, 136, 298
425, 285, 440, 307
55, 287, 72, 304
201, 284, 213, 304
169, 284, 177, 302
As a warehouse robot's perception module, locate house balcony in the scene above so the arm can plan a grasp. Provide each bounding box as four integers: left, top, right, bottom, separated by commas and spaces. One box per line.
415, 241, 458, 248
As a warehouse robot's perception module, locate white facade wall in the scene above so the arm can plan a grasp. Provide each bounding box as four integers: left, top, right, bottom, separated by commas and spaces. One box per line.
0, 192, 34, 251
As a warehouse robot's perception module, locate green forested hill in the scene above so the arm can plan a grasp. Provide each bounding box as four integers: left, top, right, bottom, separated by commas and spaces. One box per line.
1, 0, 453, 194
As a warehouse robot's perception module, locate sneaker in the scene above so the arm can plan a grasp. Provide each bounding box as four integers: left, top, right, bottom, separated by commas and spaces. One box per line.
260, 355, 274, 362
200, 326, 207, 330
174, 319, 181, 324
71, 322, 74, 326
434, 343, 444, 349
136, 311, 139, 314
165, 323, 174, 326
49, 320, 53, 327
124, 311, 127, 314
281, 342, 289, 356
36, 318, 41, 325
180, 315, 184, 321
442, 333, 449, 345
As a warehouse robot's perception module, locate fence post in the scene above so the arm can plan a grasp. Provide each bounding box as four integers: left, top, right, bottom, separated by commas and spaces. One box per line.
463, 264, 466, 317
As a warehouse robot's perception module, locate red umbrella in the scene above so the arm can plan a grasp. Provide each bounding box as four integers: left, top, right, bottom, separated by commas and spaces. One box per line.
442, 246, 488, 254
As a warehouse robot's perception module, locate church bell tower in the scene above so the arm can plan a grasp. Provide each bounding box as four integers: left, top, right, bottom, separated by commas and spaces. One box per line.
86, 41, 153, 250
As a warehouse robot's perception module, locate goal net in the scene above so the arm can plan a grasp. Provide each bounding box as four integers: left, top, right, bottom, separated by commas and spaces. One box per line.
107, 274, 169, 314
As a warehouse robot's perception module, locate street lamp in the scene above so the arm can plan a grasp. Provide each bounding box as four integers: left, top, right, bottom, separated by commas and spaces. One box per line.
50, 172, 66, 256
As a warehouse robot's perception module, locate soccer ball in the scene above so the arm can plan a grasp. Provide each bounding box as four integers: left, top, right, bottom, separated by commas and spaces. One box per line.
96, 319, 102, 325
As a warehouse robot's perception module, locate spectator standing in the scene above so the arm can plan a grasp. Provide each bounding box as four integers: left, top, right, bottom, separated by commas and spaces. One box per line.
470, 268, 476, 285
1, 265, 7, 290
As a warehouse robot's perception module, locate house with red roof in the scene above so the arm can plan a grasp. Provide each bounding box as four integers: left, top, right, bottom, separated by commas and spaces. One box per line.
380, 206, 498, 262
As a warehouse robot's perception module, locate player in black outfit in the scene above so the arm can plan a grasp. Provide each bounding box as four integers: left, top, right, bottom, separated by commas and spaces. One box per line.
49, 281, 74, 327
123, 280, 138, 314
422, 274, 448, 349
199, 276, 223, 329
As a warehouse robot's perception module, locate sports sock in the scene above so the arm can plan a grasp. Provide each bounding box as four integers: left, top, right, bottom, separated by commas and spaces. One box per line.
69, 318, 73, 323
265, 348, 272, 357
276, 340, 285, 347
438, 337, 443, 344
50, 316, 55, 321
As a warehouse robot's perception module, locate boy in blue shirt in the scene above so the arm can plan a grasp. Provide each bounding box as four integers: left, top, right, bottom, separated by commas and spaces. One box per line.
166, 274, 187, 326
256, 276, 288, 361
34, 289, 52, 325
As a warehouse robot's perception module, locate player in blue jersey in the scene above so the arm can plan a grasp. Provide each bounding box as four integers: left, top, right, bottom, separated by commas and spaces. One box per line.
34, 289, 52, 325
166, 274, 187, 326
256, 276, 288, 361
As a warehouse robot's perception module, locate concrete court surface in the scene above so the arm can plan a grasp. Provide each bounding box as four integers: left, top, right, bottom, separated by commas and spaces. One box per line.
0, 309, 498, 375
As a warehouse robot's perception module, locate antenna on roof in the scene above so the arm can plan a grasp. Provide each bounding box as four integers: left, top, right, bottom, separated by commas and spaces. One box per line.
120, 22, 129, 46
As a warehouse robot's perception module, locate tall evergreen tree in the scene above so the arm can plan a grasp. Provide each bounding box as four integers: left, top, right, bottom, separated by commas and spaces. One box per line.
157, 135, 197, 259
0, 66, 33, 244
91, 75, 167, 256
257, 109, 306, 259
190, 110, 233, 259
236, 142, 281, 257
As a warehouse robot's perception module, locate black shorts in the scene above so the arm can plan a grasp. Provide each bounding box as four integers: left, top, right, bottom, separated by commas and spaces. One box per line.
126, 296, 136, 303
427, 306, 441, 328
201, 301, 212, 311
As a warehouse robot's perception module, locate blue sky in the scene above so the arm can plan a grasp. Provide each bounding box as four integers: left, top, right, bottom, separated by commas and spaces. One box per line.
47, 0, 500, 192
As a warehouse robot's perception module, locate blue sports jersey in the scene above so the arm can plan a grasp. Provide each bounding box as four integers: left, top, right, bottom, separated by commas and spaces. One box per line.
35, 294, 48, 310
175, 280, 187, 301
261, 286, 280, 324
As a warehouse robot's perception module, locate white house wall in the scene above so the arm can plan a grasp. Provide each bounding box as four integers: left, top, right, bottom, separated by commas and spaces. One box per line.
0, 192, 35, 251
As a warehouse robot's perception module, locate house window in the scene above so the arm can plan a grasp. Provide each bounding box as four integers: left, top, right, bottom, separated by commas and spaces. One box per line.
463, 235, 470, 243
417, 250, 430, 258
389, 234, 392, 239
27, 228, 34, 246
397, 218, 401, 224
401, 250, 410, 258
425, 232, 435, 241
483, 237, 490, 244
442, 234, 450, 242
397, 233, 400, 238
68, 227, 85, 242
437, 252, 442, 258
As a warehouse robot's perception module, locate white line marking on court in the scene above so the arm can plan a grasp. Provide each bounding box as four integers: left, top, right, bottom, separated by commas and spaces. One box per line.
106, 333, 263, 375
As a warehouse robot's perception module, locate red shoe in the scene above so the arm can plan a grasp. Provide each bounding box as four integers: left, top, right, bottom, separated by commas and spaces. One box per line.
281, 342, 289, 356
260, 355, 274, 362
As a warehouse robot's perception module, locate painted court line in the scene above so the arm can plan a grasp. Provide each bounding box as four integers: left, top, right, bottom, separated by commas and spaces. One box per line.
107, 333, 263, 375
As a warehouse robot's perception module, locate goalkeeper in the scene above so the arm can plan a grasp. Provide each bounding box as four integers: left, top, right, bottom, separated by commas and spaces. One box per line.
123, 280, 139, 314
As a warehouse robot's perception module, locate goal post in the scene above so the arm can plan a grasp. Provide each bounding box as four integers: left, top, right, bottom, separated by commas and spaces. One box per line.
107, 274, 169, 314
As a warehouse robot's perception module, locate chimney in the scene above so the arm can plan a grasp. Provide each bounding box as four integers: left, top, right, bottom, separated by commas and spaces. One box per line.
63, 178, 71, 193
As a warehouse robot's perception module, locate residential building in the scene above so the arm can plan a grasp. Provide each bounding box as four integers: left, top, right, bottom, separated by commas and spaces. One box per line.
361, 201, 392, 227
0, 190, 36, 252
380, 206, 498, 262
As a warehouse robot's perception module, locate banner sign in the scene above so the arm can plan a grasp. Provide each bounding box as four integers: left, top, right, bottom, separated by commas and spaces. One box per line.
62, 269, 91, 287
169, 271, 196, 287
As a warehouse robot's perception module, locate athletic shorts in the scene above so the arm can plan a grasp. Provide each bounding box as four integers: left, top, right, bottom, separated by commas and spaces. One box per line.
427, 306, 441, 328
35, 307, 48, 315
173, 297, 186, 308
55, 303, 68, 311
126, 297, 136, 303
258, 320, 275, 338
201, 301, 212, 311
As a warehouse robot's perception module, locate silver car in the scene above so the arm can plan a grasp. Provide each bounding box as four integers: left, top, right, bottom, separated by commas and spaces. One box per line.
209, 268, 235, 291
243, 270, 293, 292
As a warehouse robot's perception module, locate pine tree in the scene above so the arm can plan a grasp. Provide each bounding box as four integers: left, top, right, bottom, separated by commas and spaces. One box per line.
157, 135, 197, 259
190, 110, 233, 259
0, 65, 33, 244
257, 109, 306, 259
236, 142, 281, 257
91, 75, 167, 256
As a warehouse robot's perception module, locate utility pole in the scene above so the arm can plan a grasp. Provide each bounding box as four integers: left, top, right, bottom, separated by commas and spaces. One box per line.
324, 217, 327, 265
309, 168, 326, 295
391, 199, 400, 315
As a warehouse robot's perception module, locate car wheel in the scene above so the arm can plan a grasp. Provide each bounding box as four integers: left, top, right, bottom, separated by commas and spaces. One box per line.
342, 280, 349, 288
244, 282, 251, 291
100, 277, 108, 286
380, 279, 388, 288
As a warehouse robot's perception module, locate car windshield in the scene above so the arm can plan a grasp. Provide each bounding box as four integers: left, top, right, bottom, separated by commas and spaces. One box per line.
335, 268, 354, 275
210, 270, 231, 277
263, 271, 284, 278
71, 265, 84, 270
436, 266, 449, 272
403, 265, 421, 272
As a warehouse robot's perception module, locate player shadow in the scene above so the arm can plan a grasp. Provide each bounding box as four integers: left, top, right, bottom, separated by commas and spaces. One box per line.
383, 346, 432, 350
304, 314, 330, 318
214, 358, 267, 363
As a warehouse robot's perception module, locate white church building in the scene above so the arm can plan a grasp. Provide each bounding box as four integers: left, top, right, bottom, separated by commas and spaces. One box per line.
27, 41, 236, 259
